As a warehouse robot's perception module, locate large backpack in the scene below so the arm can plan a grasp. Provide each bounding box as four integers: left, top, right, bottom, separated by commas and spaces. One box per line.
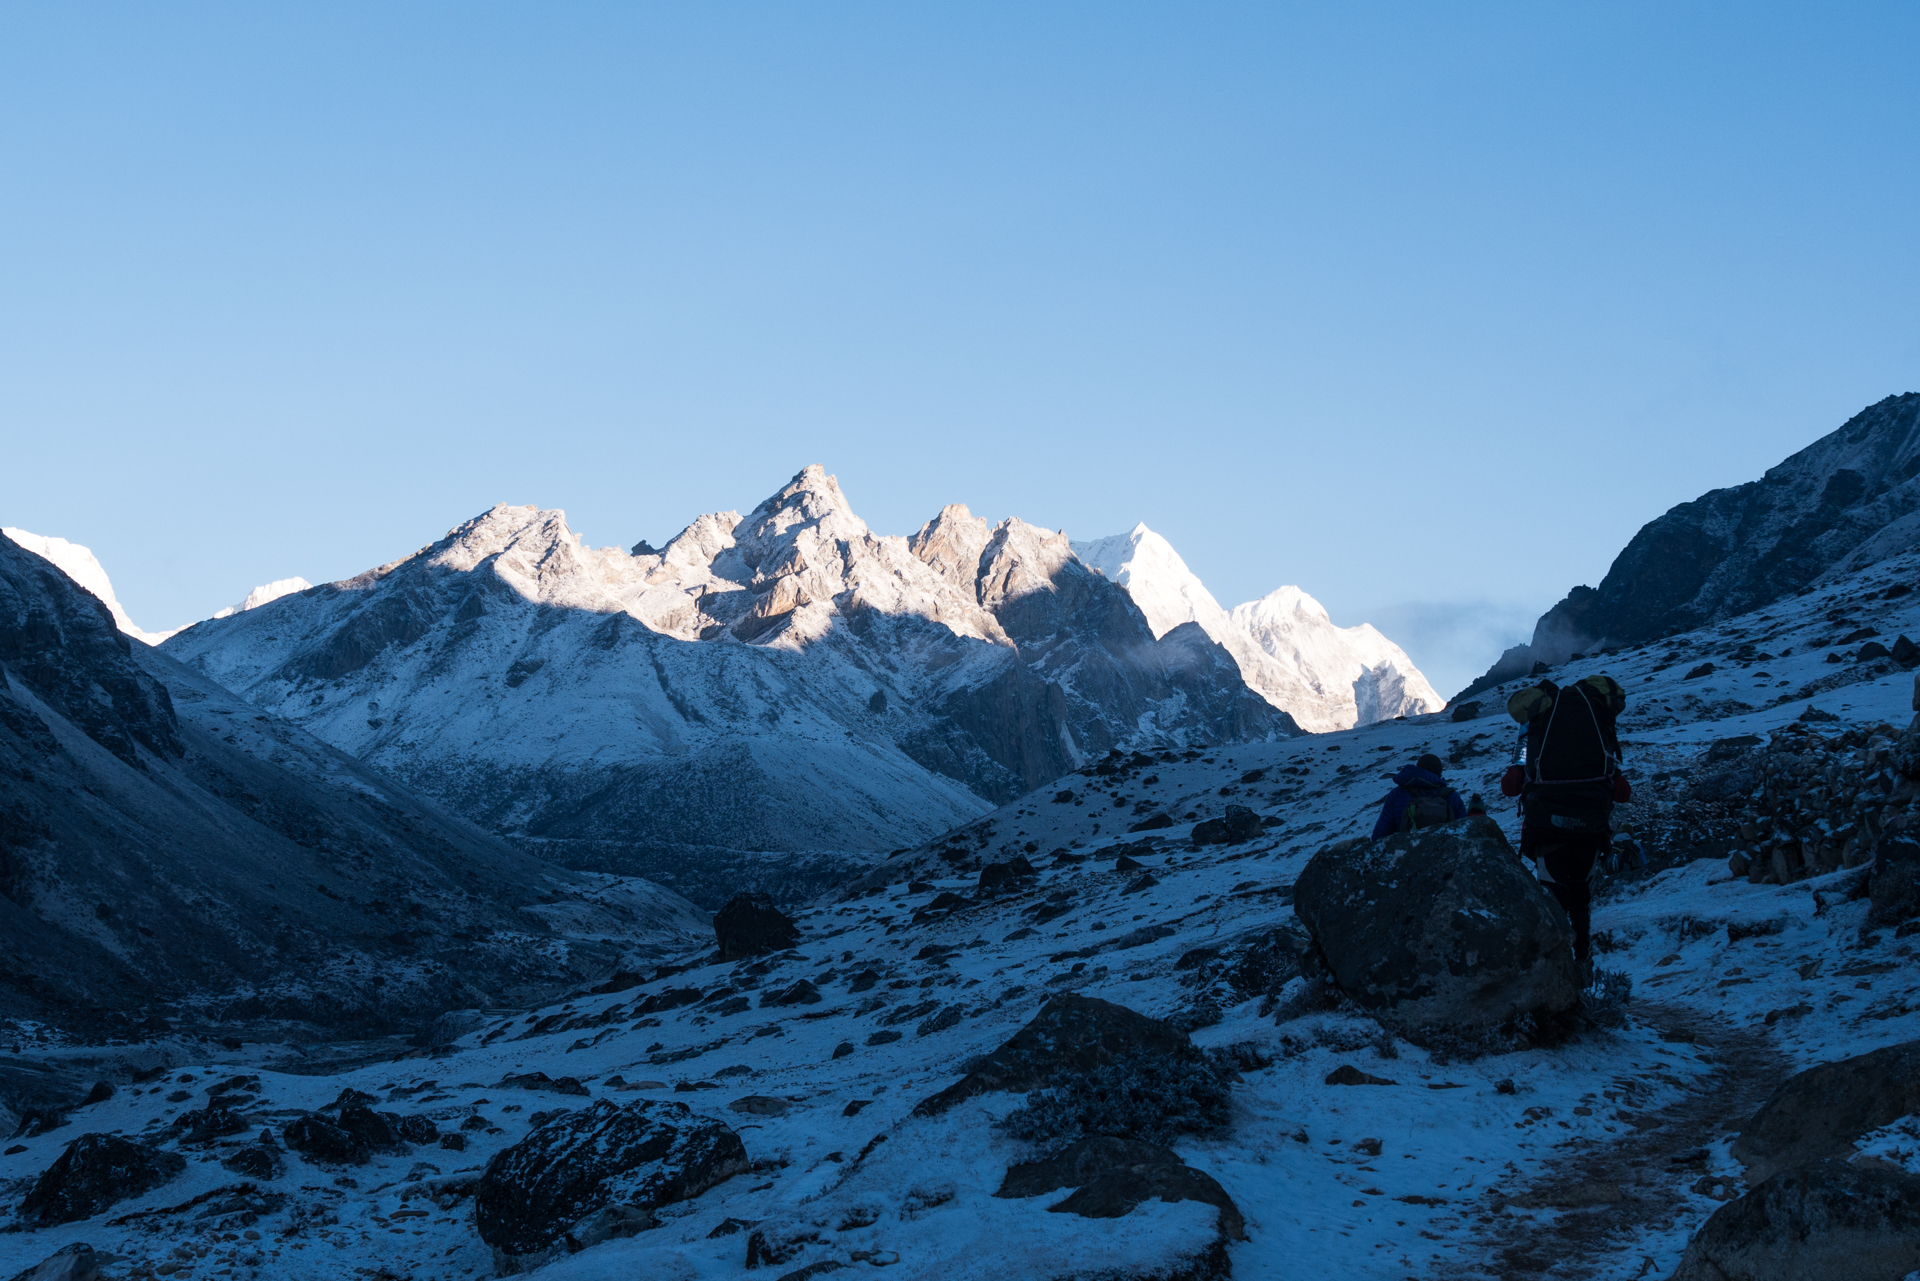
1397, 783, 1455, 832
1507, 675, 1625, 839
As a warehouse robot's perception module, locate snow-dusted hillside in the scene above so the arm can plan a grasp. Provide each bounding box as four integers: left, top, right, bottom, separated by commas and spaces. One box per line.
9, 541, 1917, 1280
162, 468, 1296, 906
1, 527, 176, 644
1074, 523, 1443, 731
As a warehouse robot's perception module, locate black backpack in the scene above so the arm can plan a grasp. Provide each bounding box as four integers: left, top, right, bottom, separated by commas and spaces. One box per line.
1507, 676, 1625, 839
1397, 783, 1454, 832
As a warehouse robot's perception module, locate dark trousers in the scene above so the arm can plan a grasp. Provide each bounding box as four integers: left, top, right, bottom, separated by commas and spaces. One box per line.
1533, 839, 1599, 961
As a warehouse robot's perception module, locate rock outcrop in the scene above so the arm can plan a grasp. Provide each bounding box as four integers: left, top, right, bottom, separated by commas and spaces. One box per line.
914, 994, 1201, 1116
713, 893, 801, 960
1292, 818, 1581, 1038
17, 1133, 185, 1225
472, 1098, 748, 1269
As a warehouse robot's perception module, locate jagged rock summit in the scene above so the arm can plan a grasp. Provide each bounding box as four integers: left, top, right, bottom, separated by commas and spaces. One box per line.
163, 466, 1298, 905
1072, 522, 1443, 731
1462, 392, 1920, 698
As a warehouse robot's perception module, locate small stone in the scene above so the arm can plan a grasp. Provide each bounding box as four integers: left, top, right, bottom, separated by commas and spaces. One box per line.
1324, 1065, 1396, 1087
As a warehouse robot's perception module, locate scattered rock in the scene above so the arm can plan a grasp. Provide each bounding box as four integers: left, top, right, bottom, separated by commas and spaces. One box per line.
17, 1134, 186, 1226
1671, 1160, 1920, 1281
1450, 701, 1482, 722
1732, 1040, 1920, 1183
1684, 663, 1715, 680
1128, 813, 1174, 832
172, 1104, 249, 1145
760, 980, 823, 1008
729, 1096, 790, 1117
1114, 855, 1145, 872
1191, 805, 1264, 847
914, 994, 1200, 1116
865, 1031, 901, 1046
1859, 641, 1893, 662
474, 1098, 748, 1267
831, 1042, 855, 1059
1325, 1065, 1396, 1087
713, 893, 801, 961
1292, 818, 1580, 1038
977, 857, 1037, 894
1893, 634, 1919, 666
501, 1072, 591, 1096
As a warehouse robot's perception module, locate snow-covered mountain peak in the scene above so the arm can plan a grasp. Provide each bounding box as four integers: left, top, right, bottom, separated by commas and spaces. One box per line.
908, 503, 992, 593
1071, 523, 1234, 645
1234, 584, 1331, 630
212, 577, 313, 619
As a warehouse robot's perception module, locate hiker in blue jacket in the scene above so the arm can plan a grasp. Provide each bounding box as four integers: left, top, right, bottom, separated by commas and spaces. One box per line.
1370, 753, 1467, 838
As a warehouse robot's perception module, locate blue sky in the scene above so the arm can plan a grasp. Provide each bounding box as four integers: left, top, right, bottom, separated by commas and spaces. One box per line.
3, 3, 1916, 696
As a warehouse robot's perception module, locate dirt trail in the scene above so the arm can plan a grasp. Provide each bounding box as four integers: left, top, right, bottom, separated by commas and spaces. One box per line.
1437, 1001, 1788, 1281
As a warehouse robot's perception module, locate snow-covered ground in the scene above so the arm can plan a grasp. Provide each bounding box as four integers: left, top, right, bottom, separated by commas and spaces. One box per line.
4, 550, 1918, 1280
1073, 523, 1443, 731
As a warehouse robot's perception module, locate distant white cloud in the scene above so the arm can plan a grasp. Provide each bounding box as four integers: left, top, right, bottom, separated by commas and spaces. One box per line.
1362, 599, 1540, 702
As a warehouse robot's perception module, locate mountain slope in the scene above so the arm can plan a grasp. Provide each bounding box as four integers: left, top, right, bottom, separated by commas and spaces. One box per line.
161, 468, 1298, 906
1073, 523, 1443, 731
0, 533, 706, 1034
1, 528, 173, 645
1461, 392, 1920, 698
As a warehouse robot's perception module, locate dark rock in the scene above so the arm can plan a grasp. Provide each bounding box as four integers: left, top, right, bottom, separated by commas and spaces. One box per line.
913, 993, 1200, 1116
284, 1113, 372, 1164
831, 1042, 855, 1059
1859, 641, 1892, 662
1191, 805, 1264, 847
846, 969, 880, 993
1869, 839, 1920, 926
335, 1105, 406, 1154
995, 1135, 1186, 1198
1122, 874, 1159, 894
775, 1262, 846, 1281
7, 1243, 101, 1281
634, 987, 704, 1015
1671, 1160, 1920, 1281
865, 1031, 901, 1046
1114, 854, 1145, 872
1843, 626, 1882, 643
977, 857, 1037, 894
1450, 701, 1481, 722
330, 1087, 379, 1110
397, 1113, 439, 1145
1684, 663, 1716, 680
1325, 1065, 1396, 1086
500, 1071, 592, 1096
17, 1133, 186, 1225
171, 1104, 249, 1145
440, 1132, 467, 1152
916, 1005, 963, 1036
728, 1095, 789, 1117
1731, 1040, 1920, 1183
707, 1216, 756, 1238
1128, 813, 1174, 832
220, 1141, 283, 1180
591, 971, 646, 995
713, 893, 801, 961
1222, 925, 1313, 1000
1292, 818, 1580, 1037
1047, 1162, 1246, 1241
906, 881, 935, 894
760, 980, 823, 1008
1893, 635, 1920, 665
78, 1082, 113, 1107
474, 1098, 748, 1264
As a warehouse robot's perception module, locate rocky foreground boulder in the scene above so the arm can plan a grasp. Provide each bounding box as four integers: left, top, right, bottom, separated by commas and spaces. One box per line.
17, 1133, 185, 1225
995, 1135, 1246, 1243
1293, 818, 1581, 1038
1731, 1040, 1920, 1183
913, 993, 1201, 1116
713, 893, 800, 961
1670, 1159, 1920, 1281
473, 1098, 748, 1271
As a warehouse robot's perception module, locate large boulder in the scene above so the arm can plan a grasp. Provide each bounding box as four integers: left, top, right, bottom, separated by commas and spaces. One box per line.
1670, 1160, 1920, 1281
713, 893, 800, 961
1731, 1040, 1920, 1183
913, 994, 1199, 1116
1292, 818, 1580, 1037
17, 1133, 186, 1225
1191, 805, 1264, 847
473, 1098, 748, 1270
7, 1243, 102, 1281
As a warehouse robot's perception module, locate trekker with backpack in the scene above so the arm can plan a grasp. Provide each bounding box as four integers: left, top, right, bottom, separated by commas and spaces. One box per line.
1370, 753, 1467, 838
1498, 674, 1633, 971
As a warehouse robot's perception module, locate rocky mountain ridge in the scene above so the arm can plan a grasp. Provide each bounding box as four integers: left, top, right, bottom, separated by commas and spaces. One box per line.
1462, 391, 1920, 698
159, 467, 1300, 905
1072, 523, 1443, 732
